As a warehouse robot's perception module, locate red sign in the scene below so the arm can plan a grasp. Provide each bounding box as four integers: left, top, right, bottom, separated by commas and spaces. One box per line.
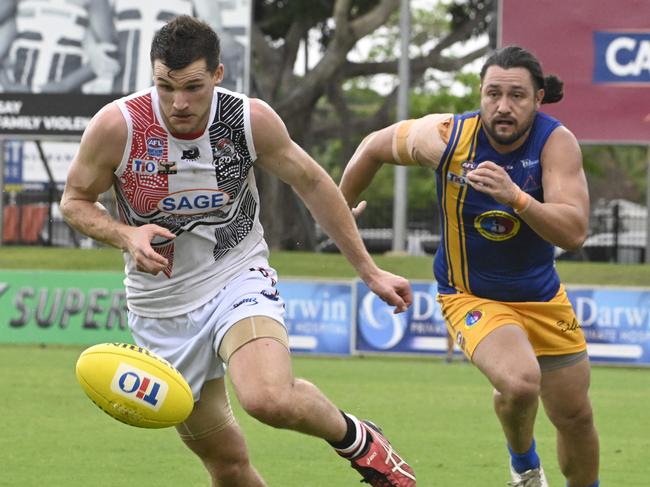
499, 0, 650, 144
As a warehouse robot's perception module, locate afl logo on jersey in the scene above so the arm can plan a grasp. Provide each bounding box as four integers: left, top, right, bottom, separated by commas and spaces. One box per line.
158, 189, 231, 215
146, 138, 165, 158
474, 210, 520, 241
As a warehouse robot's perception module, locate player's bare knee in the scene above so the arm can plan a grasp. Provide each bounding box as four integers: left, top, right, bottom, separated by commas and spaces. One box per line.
549, 400, 595, 432
206, 454, 253, 485
241, 395, 295, 428
239, 386, 296, 428
188, 430, 253, 480
496, 372, 541, 405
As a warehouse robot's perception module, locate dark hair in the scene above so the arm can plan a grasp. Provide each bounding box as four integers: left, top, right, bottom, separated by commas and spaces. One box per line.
150, 15, 220, 72
480, 45, 564, 104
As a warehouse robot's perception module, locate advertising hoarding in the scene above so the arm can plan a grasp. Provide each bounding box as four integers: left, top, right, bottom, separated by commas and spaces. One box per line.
356, 281, 650, 366
499, 0, 650, 144
0, 271, 354, 356
0, 1, 252, 138
2, 271, 649, 366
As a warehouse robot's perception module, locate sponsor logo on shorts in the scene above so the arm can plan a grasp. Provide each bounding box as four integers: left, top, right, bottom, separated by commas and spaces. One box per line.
261, 289, 280, 301
110, 363, 168, 411
250, 267, 277, 286
474, 211, 520, 241
233, 297, 258, 308
455, 330, 466, 351
556, 318, 582, 333
465, 309, 483, 327
146, 137, 165, 157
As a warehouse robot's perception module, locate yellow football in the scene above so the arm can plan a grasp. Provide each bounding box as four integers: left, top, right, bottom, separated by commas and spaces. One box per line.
76, 343, 193, 428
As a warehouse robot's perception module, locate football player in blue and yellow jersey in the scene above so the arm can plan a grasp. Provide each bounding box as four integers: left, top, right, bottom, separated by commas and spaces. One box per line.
340, 45, 600, 487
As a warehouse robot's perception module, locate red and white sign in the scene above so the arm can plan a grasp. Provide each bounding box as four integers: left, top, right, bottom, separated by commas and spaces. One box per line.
499, 0, 650, 144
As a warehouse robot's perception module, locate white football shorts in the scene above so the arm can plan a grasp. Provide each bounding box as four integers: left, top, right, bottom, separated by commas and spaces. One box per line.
128, 267, 286, 401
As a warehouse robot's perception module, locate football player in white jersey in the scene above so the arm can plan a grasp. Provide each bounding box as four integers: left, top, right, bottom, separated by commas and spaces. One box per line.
61, 15, 416, 487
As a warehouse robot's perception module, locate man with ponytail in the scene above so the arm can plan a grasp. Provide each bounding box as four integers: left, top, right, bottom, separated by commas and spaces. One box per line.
340, 45, 600, 487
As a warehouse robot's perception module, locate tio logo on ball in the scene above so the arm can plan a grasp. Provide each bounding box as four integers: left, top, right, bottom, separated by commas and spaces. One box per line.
110, 363, 169, 411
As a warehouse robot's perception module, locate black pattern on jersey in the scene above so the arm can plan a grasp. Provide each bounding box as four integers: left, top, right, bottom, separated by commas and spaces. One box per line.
114, 184, 177, 246
213, 188, 257, 261
114, 183, 155, 225
209, 91, 253, 201
205, 90, 257, 260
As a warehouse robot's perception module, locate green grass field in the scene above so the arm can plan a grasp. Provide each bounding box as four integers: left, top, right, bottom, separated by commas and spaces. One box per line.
1, 246, 649, 285
1, 247, 649, 486
2, 345, 649, 487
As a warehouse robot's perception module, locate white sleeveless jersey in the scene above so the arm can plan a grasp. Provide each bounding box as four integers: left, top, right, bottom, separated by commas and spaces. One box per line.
114, 86, 269, 317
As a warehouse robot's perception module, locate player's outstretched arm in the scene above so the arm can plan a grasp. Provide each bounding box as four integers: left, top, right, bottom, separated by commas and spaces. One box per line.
340, 114, 450, 216
251, 99, 412, 313
60, 104, 175, 275
339, 125, 396, 216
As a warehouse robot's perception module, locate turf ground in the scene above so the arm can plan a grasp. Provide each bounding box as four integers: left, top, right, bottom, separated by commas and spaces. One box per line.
1, 246, 649, 285
1, 247, 649, 486
2, 345, 649, 486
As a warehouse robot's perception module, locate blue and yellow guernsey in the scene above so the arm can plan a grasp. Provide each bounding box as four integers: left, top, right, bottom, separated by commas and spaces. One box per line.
433, 111, 562, 302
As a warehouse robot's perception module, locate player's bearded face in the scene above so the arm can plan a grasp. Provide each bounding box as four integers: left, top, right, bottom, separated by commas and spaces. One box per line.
153, 59, 222, 135
480, 66, 543, 151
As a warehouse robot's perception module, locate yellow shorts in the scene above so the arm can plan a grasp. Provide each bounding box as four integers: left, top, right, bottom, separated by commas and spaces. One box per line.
437, 285, 587, 359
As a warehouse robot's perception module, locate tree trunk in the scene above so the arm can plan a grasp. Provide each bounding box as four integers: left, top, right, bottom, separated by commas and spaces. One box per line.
251, 0, 495, 249
256, 101, 319, 250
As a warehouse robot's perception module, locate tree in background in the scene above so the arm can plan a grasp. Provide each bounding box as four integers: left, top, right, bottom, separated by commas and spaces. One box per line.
345, 71, 482, 234
251, 0, 495, 249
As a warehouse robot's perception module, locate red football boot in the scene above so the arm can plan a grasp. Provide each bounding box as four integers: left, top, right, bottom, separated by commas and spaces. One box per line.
349, 421, 416, 486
